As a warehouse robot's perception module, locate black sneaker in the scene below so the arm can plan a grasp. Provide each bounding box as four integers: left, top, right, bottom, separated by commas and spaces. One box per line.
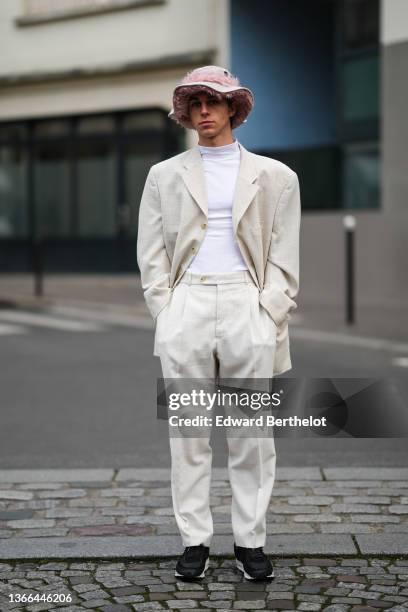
175, 544, 210, 580
234, 543, 274, 580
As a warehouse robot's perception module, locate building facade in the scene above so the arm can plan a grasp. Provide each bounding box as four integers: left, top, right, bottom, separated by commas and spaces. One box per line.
0, 0, 407, 312
0, 0, 228, 271
230, 0, 407, 310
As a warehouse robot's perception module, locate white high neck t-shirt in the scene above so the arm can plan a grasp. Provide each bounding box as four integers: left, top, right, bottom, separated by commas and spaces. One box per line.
186, 139, 248, 274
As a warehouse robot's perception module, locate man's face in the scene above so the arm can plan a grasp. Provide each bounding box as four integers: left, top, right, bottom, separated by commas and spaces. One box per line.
188, 91, 236, 141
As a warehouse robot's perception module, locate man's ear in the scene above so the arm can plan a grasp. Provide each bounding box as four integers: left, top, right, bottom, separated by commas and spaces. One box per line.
228, 99, 237, 118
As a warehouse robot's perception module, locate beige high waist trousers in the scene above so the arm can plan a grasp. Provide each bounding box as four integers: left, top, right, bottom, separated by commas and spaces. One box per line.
154, 270, 277, 548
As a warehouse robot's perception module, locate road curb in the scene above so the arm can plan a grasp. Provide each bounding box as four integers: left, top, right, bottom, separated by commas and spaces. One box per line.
0, 534, 358, 560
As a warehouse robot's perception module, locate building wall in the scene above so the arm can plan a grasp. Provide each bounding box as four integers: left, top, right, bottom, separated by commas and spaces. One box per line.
1, 0, 218, 76
381, 0, 408, 45
1, 0, 407, 298
299, 4, 408, 311
230, 0, 407, 310
0, 0, 228, 146
301, 0, 408, 310
0, 0, 230, 269
381, 0, 408, 216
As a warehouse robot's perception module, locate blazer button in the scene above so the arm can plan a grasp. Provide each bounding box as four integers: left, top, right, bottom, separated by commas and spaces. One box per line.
191, 246, 196, 252
201, 223, 207, 229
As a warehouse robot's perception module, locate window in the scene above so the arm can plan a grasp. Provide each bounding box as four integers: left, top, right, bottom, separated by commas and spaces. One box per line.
33, 140, 71, 237
342, 55, 379, 122
0, 109, 183, 245
337, 0, 380, 134
0, 144, 28, 238
343, 0, 379, 50
342, 141, 380, 210
335, 0, 380, 209
76, 139, 116, 237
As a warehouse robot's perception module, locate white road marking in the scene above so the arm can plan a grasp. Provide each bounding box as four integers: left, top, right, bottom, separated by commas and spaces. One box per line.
0, 322, 27, 335
48, 305, 154, 329
392, 356, 408, 367
1, 307, 405, 358
291, 327, 408, 354
0, 310, 106, 332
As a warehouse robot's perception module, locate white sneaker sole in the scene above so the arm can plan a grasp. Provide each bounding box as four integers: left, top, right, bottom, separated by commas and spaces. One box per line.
175, 557, 210, 579
236, 559, 274, 580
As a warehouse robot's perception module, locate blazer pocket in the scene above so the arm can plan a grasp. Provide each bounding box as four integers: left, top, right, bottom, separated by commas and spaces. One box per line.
155, 295, 172, 323
153, 300, 171, 356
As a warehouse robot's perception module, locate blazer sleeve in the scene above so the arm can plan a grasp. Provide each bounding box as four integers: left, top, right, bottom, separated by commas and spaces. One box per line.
259, 171, 301, 328
136, 166, 172, 321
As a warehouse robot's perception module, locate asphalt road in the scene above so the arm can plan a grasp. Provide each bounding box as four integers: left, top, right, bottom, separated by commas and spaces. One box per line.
1, 307, 407, 469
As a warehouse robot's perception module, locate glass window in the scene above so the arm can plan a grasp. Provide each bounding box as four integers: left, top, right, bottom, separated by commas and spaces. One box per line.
0, 109, 182, 249
342, 142, 380, 209
33, 141, 71, 237
123, 137, 163, 237
0, 123, 27, 142
76, 139, 116, 237
265, 145, 341, 212
77, 115, 115, 135
0, 145, 28, 237
342, 55, 379, 121
34, 119, 69, 138
343, 0, 379, 50
122, 111, 166, 133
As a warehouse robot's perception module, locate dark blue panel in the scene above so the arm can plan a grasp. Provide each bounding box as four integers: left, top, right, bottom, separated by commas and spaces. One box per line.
231, 0, 336, 150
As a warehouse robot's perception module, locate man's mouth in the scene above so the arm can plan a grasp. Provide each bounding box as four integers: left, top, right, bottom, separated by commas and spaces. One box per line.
199, 121, 214, 126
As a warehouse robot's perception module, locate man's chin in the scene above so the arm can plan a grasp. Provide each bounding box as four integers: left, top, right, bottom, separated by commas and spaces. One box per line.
197, 127, 218, 139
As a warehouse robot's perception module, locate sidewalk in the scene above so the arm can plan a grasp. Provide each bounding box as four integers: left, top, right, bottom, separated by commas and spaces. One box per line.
1, 467, 408, 559
1, 274, 408, 342
1, 467, 408, 611
0, 275, 147, 318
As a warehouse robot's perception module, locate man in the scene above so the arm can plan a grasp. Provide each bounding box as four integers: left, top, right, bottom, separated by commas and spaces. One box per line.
137, 66, 301, 581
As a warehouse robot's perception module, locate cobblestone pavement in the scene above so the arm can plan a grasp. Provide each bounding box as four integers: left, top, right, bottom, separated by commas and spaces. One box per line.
1, 468, 408, 543
0, 557, 408, 611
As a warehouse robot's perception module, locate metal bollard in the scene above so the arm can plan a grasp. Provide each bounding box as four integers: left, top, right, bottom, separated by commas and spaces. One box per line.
32, 236, 44, 297
343, 215, 356, 325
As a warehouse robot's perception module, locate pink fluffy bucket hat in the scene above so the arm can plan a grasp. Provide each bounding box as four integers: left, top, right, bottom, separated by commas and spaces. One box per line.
168, 65, 254, 130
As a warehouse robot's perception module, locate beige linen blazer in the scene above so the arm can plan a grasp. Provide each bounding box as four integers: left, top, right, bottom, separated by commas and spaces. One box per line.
137, 142, 301, 375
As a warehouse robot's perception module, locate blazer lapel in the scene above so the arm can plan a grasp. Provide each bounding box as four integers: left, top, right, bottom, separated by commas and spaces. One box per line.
181, 146, 208, 217
181, 142, 259, 233
232, 142, 259, 235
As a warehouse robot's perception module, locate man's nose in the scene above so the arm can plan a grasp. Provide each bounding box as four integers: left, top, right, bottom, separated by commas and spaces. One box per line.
200, 103, 210, 114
